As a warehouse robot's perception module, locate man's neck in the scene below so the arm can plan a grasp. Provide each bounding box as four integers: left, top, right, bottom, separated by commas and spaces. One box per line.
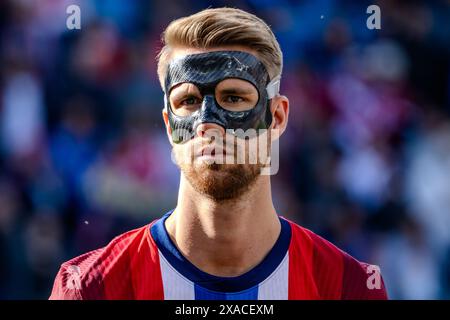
164, 174, 281, 277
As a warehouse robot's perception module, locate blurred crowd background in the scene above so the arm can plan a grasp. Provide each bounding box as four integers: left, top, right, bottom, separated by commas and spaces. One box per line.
1, 0, 449, 299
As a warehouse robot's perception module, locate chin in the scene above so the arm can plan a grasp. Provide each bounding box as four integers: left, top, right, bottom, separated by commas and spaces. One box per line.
182, 162, 262, 202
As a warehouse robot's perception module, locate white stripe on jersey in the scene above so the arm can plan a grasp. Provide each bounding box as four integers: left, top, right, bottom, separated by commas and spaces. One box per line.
159, 250, 195, 299
258, 252, 289, 300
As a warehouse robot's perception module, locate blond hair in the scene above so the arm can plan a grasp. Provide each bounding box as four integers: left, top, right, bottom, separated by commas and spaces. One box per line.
156, 7, 283, 88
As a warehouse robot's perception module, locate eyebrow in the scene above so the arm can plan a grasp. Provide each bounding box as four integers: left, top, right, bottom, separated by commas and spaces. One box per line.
218, 88, 255, 95
170, 85, 200, 99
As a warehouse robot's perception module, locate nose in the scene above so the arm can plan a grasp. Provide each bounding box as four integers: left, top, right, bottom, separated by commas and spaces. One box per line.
195, 122, 225, 139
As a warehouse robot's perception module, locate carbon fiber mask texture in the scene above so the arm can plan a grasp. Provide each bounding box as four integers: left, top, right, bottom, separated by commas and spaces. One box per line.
164, 51, 279, 143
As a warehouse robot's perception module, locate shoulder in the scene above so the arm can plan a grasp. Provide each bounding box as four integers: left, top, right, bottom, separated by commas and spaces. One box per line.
49, 222, 158, 300
285, 218, 388, 300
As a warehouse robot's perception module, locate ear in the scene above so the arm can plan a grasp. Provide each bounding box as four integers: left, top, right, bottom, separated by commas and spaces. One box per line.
269, 95, 289, 140
162, 108, 174, 146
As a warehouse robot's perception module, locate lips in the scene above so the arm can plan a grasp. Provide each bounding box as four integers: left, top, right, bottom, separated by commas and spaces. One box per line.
199, 146, 227, 157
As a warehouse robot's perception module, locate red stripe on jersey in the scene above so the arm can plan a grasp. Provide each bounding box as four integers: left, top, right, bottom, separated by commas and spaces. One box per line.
309, 230, 344, 299
49, 221, 164, 300
341, 254, 388, 300
130, 222, 164, 299
286, 220, 387, 299
287, 220, 320, 299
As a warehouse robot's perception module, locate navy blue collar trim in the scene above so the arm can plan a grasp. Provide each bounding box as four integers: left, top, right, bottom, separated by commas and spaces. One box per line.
150, 210, 292, 293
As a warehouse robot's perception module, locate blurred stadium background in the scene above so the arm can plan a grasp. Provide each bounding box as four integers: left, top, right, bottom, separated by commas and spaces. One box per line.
0, 0, 449, 299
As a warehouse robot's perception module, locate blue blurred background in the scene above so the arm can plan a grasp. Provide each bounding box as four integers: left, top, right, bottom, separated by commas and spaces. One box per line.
0, 0, 449, 299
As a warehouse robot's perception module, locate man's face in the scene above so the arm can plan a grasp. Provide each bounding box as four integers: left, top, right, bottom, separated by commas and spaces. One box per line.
164, 47, 275, 202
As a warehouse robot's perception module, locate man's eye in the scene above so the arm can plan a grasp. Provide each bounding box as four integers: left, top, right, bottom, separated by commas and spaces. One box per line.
181, 96, 201, 106
225, 96, 244, 103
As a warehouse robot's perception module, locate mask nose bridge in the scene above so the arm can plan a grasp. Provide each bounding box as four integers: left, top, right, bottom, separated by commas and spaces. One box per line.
196, 81, 217, 115
192, 93, 225, 132
198, 94, 217, 123
200, 94, 216, 113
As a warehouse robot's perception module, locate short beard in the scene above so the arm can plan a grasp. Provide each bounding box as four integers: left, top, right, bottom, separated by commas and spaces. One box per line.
173, 131, 272, 202
177, 161, 263, 202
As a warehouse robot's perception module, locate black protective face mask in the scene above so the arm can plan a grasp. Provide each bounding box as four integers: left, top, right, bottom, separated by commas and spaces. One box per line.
164, 50, 280, 143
